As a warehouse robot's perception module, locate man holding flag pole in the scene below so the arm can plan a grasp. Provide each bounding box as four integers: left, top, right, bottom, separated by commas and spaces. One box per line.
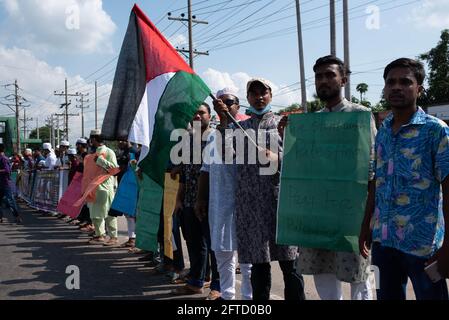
101, 4, 211, 263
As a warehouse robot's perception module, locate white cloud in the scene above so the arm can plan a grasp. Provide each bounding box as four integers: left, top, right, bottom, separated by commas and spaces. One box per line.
168, 34, 188, 48
0, 46, 112, 144
0, 0, 116, 54
409, 0, 449, 29
201, 68, 303, 111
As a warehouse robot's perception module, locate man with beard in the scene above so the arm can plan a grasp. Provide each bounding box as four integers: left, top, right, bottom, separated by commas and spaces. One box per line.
294, 55, 377, 300
196, 88, 252, 300
171, 103, 218, 296
359, 58, 449, 300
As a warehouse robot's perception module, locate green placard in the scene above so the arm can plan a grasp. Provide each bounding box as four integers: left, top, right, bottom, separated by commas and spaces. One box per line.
135, 172, 162, 253
276, 112, 371, 252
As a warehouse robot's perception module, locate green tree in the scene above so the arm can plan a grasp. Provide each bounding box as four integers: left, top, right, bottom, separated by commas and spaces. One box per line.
352, 95, 372, 109
306, 94, 325, 113
419, 29, 449, 105
356, 83, 369, 102
28, 126, 63, 142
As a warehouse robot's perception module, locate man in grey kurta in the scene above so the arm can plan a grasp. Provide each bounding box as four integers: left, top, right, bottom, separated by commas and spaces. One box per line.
214, 78, 305, 301
295, 55, 377, 300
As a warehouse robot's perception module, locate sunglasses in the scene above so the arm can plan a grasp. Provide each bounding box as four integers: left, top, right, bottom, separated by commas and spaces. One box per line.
223, 99, 237, 107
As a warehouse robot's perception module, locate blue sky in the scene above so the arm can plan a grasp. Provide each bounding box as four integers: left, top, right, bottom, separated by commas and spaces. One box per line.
0, 0, 448, 143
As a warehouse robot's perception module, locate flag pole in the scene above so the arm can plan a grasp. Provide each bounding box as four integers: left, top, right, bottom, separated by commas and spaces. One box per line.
209, 93, 259, 149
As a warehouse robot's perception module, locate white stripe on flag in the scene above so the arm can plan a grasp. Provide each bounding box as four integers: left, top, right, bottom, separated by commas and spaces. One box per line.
128, 72, 176, 163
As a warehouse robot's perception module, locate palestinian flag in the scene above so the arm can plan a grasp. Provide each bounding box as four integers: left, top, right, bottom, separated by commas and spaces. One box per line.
102, 4, 210, 251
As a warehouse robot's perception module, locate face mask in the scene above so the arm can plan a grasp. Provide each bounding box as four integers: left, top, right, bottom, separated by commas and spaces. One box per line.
248, 104, 272, 115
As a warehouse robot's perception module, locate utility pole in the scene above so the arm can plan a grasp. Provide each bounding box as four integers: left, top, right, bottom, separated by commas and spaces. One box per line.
56, 115, 60, 146
343, 0, 351, 100
330, 0, 336, 56
76, 93, 90, 138
50, 115, 54, 147
187, 0, 194, 68
45, 115, 55, 147
95, 81, 98, 130
15, 80, 20, 152
21, 106, 33, 147
0, 81, 30, 152
51, 113, 66, 146
55, 112, 79, 144
168, 0, 209, 69
295, 0, 308, 112
36, 118, 39, 140
54, 79, 81, 142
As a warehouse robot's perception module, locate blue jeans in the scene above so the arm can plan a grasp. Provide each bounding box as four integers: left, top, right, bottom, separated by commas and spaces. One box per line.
0, 187, 19, 219
372, 242, 448, 300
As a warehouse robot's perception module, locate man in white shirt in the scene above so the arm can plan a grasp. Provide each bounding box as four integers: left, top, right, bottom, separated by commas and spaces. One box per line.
56, 140, 70, 168
42, 143, 57, 170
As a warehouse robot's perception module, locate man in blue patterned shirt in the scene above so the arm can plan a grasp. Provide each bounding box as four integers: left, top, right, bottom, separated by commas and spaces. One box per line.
359, 58, 449, 300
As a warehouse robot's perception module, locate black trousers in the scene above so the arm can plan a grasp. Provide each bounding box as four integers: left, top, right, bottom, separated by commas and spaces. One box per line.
179, 207, 219, 288
77, 205, 91, 224
251, 260, 306, 300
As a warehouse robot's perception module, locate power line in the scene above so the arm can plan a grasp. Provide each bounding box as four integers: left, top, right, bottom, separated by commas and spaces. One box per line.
199, 0, 237, 22
64, 56, 118, 92
196, 0, 318, 47
206, 0, 419, 52
154, 0, 180, 26
169, 0, 219, 13
194, 0, 263, 16
195, 0, 296, 47
193, 0, 276, 43
196, 0, 278, 47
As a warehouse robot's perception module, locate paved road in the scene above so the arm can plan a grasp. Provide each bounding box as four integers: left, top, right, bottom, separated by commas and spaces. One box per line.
1, 203, 444, 300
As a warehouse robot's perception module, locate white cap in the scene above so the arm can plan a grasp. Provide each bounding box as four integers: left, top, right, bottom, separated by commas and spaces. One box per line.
24, 148, 32, 155
42, 143, 52, 151
76, 138, 87, 144
246, 77, 272, 92
216, 87, 238, 99
67, 148, 77, 155
60, 140, 70, 147
90, 129, 101, 136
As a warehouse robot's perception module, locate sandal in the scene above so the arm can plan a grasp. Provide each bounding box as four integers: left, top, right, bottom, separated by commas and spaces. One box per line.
80, 225, 95, 233
119, 239, 136, 248
88, 236, 105, 244
128, 247, 143, 254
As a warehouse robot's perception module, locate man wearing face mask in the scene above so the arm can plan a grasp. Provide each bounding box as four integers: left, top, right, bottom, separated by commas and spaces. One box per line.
214, 79, 306, 301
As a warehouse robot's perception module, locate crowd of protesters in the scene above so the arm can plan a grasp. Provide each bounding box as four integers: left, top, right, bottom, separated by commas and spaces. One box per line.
1, 55, 448, 301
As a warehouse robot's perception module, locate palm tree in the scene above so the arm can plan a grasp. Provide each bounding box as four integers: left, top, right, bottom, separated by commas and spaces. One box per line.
356, 83, 369, 102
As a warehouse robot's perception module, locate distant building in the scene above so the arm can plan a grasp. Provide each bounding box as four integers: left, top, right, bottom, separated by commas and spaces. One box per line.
425, 104, 449, 125
0, 117, 42, 155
